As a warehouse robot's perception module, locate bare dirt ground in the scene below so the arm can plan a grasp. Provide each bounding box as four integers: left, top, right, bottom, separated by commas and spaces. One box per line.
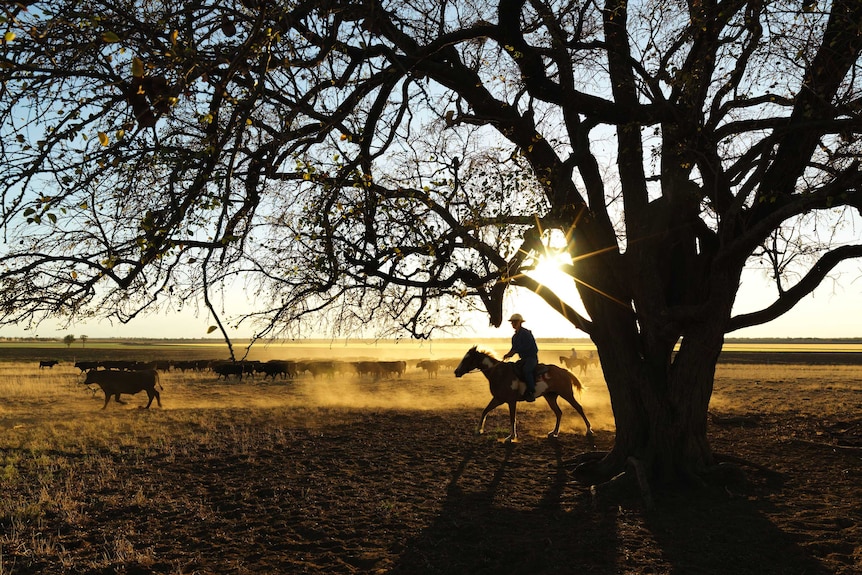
0, 352, 861, 574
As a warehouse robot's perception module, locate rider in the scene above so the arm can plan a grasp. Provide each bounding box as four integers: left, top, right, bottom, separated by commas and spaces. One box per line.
502, 313, 539, 402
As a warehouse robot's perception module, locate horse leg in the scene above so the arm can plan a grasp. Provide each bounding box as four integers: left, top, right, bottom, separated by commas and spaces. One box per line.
544, 394, 563, 438
505, 401, 518, 443
478, 397, 504, 435
561, 392, 594, 440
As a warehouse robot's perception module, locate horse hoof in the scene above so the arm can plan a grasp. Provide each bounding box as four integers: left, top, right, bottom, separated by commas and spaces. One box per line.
547, 431, 559, 438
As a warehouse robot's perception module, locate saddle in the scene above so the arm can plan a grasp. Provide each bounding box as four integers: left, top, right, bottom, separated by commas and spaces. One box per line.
512, 360, 549, 382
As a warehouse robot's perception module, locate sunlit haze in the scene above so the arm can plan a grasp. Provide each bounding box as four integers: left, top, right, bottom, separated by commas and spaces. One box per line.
3, 262, 861, 341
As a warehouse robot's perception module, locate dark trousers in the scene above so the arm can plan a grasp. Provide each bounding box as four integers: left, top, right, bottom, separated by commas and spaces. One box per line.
522, 355, 538, 392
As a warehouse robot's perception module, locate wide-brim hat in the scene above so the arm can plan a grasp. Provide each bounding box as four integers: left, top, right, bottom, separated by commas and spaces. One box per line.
508, 313, 524, 322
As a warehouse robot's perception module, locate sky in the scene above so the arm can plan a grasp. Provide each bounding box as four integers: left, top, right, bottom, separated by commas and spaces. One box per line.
5, 258, 861, 341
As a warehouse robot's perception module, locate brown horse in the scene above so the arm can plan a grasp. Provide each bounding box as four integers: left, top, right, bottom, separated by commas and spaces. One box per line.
559, 355, 590, 375
454, 346, 593, 443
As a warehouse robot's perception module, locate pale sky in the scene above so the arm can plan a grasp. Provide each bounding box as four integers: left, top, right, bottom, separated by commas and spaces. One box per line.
6, 261, 861, 341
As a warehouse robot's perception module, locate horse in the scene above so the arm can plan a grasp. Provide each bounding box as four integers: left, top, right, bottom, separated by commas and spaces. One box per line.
454, 346, 593, 443
559, 355, 590, 375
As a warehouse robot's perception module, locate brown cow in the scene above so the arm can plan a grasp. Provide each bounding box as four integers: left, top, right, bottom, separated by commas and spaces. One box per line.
416, 360, 440, 378
83, 369, 162, 409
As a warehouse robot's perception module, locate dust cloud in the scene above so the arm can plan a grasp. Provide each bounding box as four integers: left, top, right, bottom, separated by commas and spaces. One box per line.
157, 339, 618, 435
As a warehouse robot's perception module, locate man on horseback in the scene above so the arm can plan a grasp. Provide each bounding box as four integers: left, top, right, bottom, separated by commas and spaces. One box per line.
502, 313, 539, 402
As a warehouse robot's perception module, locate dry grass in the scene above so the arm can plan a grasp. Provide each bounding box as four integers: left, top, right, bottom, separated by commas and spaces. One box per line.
0, 351, 860, 574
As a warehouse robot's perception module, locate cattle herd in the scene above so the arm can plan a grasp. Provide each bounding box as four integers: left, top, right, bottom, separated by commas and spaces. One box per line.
60, 358, 460, 380
39, 355, 596, 409
33, 357, 464, 409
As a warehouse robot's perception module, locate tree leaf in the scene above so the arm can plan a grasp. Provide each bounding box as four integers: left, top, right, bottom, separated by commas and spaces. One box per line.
102, 31, 120, 43
97, 132, 109, 146
206, 325, 218, 334
131, 57, 144, 78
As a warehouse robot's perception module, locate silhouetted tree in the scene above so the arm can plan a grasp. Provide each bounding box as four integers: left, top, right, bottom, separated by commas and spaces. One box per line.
0, 0, 860, 491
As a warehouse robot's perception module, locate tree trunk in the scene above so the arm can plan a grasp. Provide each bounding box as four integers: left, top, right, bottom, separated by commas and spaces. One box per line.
577, 315, 725, 488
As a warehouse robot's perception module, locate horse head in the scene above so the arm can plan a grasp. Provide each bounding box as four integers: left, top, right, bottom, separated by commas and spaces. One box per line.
454, 346, 494, 377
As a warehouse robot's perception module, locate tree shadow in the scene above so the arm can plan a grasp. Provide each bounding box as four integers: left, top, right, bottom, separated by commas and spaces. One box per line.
389, 438, 830, 575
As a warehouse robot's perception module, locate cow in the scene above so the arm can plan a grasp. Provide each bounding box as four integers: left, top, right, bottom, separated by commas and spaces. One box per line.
378, 360, 406, 377
211, 361, 245, 380
74, 360, 100, 372
416, 360, 440, 378
39, 360, 59, 369
256, 360, 294, 380
351, 361, 381, 378
83, 369, 162, 409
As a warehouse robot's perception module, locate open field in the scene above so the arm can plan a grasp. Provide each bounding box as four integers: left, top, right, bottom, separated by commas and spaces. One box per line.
0, 342, 860, 574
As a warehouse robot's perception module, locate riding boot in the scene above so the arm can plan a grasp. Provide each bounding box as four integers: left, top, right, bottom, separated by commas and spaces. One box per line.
524, 389, 536, 402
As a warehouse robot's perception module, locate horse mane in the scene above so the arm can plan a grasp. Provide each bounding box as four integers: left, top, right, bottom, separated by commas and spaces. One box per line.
472, 346, 500, 360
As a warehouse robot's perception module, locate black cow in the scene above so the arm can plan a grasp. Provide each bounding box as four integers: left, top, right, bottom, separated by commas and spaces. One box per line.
211, 362, 245, 380
39, 360, 59, 369
256, 360, 294, 380
74, 360, 100, 372
83, 369, 162, 409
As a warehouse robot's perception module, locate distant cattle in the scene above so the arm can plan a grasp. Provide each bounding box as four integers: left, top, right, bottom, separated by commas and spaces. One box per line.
39, 360, 59, 369
83, 369, 162, 409
416, 360, 440, 378
74, 360, 100, 372
100, 360, 146, 371
174, 359, 213, 372
256, 360, 295, 380
211, 361, 245, 380
378, 361, 406, 377
351, 361, 381, 378
303, 360, 337, 378
138, 360, 172, 371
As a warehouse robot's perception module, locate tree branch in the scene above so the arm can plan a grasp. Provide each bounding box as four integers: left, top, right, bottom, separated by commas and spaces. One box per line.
728, 244, 862, 332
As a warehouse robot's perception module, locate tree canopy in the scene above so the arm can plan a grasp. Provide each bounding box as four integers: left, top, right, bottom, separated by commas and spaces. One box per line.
1, 0, 860, 341
1, 0, 862, 485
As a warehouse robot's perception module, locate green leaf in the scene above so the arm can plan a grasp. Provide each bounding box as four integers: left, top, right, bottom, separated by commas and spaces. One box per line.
206, 325, 218, 334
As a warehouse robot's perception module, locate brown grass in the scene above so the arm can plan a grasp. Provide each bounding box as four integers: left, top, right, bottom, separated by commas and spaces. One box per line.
0, 350, 860, 574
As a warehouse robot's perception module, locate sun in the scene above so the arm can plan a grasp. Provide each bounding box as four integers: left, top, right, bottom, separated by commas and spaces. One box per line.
500, 250, 586, 336
532, 250, 573, 280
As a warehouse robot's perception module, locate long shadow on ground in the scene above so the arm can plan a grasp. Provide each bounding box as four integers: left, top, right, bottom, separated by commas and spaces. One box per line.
390, 435, 828, 575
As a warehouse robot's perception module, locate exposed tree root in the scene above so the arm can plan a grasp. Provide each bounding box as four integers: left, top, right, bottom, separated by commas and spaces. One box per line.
568, 449, 791, 508
561, 450, 607, 470
711, 452, 786, 488
577, 456, 655, 509
787, 438, 862, 452
708, 411, 762, 426
625, 456, 654, 509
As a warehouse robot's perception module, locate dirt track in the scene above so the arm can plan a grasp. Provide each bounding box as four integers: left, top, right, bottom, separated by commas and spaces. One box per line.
1, 356, 861, 574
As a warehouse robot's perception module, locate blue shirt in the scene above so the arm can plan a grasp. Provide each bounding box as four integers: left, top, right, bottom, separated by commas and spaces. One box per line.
508, 327, 538, 359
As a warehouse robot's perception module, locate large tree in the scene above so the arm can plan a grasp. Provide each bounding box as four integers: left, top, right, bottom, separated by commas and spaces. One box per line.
1, 0, 861, 488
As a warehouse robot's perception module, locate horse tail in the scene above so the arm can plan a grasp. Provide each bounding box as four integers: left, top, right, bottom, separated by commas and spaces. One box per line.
563, 367, 583, 394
